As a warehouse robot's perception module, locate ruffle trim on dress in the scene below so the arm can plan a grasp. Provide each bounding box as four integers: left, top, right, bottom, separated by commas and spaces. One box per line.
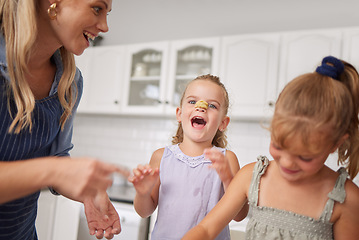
168, 144, 225, 168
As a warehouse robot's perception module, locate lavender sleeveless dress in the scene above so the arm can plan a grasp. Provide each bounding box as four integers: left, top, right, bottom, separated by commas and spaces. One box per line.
151, 144, 230, 240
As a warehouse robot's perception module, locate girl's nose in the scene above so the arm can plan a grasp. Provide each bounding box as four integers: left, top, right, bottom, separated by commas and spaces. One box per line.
280, 154, 297, 169
196, 107, 206, 113
194, 100, 208, 112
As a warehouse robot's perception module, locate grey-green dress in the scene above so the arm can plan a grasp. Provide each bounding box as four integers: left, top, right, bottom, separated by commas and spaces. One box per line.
245, 156, 348, 240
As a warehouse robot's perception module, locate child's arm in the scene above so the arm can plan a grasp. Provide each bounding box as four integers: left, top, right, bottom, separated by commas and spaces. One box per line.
333, 180, 359, 239
128, 148, 163, 218
182, 163, 253, 240
204, 148, 249, 221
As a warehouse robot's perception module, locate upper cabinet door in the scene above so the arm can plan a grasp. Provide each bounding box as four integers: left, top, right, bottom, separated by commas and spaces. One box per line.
121, 41, 170, 115
75, 45, 126, 114
219, 33, 280, 120
342, 27, 359, 70
165, 37, 220, 114
75, 48, 93, 113
278, 29, 342, 92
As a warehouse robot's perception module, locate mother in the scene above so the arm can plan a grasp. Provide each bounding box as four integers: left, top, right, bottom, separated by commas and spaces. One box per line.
0, 0, 125, 239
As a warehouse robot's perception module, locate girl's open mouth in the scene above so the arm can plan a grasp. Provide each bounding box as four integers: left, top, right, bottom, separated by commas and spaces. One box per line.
191, 117, 207, 128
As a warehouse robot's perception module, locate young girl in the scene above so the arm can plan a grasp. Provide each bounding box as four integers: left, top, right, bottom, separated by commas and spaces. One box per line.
182, 56, 359, 240
128, 74, 249, 240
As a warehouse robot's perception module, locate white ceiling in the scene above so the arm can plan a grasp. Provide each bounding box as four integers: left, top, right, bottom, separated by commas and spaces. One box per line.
102, 0, 359, 45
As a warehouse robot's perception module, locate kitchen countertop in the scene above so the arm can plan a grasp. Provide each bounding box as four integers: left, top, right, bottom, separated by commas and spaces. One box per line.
107, 183, 136, 204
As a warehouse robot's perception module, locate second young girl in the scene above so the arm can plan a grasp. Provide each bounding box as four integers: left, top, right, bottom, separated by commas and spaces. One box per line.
182, 56, 359, 240
128, 74, 249, 240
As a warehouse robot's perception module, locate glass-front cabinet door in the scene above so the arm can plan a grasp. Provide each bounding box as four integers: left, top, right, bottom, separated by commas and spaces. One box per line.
121, 38, 220, 116
165, 37, 220, 114
121, 41, 169, 115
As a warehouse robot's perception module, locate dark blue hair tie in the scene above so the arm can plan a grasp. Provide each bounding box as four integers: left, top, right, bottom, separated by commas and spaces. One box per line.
315, 56, 344, 80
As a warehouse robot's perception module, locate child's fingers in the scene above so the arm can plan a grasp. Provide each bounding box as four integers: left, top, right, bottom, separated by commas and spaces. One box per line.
137, 164, 154, 174
204, 148, 223, 158
128, 165, 157, 183
132, 165, 149, 175
207, 152, 223, 164
127, 175, 137, 183
152, 168, 160, 175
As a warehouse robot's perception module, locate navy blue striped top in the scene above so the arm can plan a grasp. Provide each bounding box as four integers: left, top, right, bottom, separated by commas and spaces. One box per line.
0, 34, 83, 240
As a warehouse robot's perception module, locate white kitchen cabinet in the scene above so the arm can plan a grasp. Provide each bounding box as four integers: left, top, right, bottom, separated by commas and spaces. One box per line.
121, 37, 220, 115
121, 41, 170, 115
278, 29, 342, 92
75, 45, 126, 114
165, 37, 220, 114
74, 27, 357, 120
36, 190, 81, 240
52, 196, 81, 240
75, 48, 92, 113
219, 33, 280, 120
36, 190, 57, 240
342, 27, 359, 70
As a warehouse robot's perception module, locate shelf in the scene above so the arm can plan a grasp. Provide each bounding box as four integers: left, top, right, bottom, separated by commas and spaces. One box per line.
175, 75, 198, 80
130, 76, 161, 81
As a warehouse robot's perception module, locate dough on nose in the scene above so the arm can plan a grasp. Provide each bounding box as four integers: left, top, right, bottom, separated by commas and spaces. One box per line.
195, 100, 208, 109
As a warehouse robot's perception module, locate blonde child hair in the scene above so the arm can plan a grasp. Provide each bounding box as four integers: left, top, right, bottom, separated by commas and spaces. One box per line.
271, 59, 359, 179
0, 0, 77, 133
172, 74, 230, 148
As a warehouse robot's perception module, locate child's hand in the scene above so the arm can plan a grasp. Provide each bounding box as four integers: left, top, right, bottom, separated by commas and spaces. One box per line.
204, 148, 233, 187
128, 164, 159, 196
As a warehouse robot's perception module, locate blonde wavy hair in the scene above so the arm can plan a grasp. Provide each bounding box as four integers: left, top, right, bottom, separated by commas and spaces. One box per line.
172, 74, 230, 148
0, 0, 77, 133
271, 60, 359, 179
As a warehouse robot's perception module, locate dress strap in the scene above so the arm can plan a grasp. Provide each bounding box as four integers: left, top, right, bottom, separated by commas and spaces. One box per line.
248, 156, 269, 205
319, 167, 348, 222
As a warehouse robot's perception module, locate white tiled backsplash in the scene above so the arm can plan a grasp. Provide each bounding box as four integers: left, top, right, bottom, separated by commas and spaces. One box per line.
71, 114, 271, 169
71, 114, 358, 186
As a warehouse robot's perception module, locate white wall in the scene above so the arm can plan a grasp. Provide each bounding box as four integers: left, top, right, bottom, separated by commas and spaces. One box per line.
102, 0, 359, 45
70, 114, 271, 170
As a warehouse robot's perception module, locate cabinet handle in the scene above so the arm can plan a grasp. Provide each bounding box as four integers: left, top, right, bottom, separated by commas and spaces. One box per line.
268, 101, 275, 107
114, 100, 119, 104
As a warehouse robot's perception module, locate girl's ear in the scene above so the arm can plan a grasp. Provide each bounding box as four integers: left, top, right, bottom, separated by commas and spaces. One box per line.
219, 116, 230, 132
331, 133, 349, 153
176, 107, 182, 122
